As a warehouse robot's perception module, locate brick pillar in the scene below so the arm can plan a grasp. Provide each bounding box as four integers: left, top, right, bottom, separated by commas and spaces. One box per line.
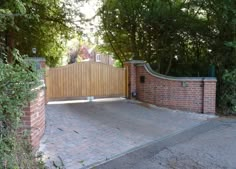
21, 57, 46, 149
22, 87, 45, 149
124, 60, 145, 99
30, 57, 48, 103
39, 60, 46, 69
203, 79, 217, 114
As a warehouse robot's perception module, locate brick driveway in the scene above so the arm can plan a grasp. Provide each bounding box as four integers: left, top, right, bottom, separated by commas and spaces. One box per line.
39, 99, 215, 169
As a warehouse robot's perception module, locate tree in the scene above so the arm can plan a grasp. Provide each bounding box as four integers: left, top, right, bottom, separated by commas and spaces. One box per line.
98, 0, 213, 75
0, 0, 84, 66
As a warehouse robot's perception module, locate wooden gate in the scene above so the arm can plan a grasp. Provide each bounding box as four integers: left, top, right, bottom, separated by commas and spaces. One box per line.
46, 62, 127, 101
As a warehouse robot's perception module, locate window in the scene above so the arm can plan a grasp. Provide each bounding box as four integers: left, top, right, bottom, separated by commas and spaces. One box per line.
96, 54, 101, 62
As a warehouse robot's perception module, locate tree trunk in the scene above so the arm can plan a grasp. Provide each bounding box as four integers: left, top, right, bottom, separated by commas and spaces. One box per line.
130, 26, 139, 60
106, 32, 124, 67
165, 55, 173, 75
6, 29, 14, 63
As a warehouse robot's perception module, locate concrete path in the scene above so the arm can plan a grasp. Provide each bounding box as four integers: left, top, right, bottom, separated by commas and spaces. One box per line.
39, 99, 215, 169
96, 118, 236, 169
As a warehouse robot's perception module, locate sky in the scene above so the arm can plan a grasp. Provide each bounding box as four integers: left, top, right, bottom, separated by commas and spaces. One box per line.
79, 0, 100, 19
73, 0, 101, 43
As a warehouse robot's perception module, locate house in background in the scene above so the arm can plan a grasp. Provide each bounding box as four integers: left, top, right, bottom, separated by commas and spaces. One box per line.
79, 45, 114, 66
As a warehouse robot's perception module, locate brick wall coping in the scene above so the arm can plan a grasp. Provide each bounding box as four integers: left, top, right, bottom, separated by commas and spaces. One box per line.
31, 81, 45, 91
124, 60, 147, 64
136, 63, 217, 82
29, 57, 46, 61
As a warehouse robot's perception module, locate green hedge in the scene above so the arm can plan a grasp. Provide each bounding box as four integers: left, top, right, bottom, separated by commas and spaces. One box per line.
220, 69, 236, 115
0, 49, 44, 169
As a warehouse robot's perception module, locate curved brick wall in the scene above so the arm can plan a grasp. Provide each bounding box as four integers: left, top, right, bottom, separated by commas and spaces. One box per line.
125, 61, 217, 114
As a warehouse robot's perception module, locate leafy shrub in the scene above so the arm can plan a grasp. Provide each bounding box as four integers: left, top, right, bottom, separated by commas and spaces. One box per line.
0, 49, 44, 168
113, 60, 123, 68
220, 69, 236, 115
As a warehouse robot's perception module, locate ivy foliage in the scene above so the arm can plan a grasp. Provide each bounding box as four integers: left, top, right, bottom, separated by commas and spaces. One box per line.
0, 49, 43, 168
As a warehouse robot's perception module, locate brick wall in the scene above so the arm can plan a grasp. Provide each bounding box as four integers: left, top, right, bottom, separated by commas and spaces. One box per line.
125, 61, 217, 114
22, 86, 45, 149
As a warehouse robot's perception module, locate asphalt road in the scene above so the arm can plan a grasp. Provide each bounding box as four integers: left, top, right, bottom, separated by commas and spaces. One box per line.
94, 118, 236, 169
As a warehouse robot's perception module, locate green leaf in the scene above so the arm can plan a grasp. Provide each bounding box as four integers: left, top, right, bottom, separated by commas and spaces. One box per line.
15, 0, 26, 15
